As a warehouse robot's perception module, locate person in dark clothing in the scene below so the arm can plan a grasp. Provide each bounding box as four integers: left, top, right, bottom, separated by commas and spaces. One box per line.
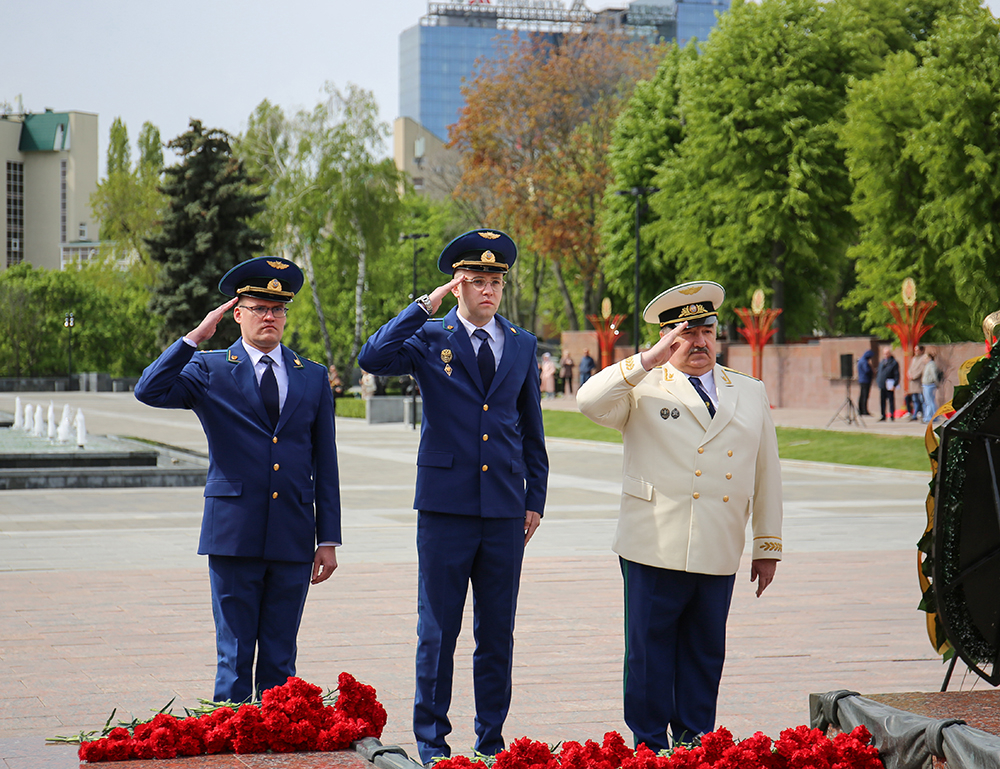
875, 347, 901, 422
578, 349, 596, 386
856, 349, 874, 416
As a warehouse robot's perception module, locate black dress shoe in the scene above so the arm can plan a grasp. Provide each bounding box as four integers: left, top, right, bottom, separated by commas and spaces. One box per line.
878, 417, 886, 422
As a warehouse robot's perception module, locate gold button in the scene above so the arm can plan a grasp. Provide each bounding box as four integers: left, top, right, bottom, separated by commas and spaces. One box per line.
483, 434, 489, 441
728, 450, 733, 457
695, 470, 702, 476
273, 437, 278, 444
726, 473, 732, 480
693, 492, 700, 499
272, 492, 278, 499
482, 464, 488, 472
723, 495, 729, 502
483, 404, 489, 411
698, 448, 704, 454
273, 464, 280, 471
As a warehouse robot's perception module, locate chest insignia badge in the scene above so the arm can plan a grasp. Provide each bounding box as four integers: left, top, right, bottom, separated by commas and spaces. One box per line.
660, 408, 670, 420
441, 349, 453, 363
672, 408, 680, 419
445, 364, 453, 376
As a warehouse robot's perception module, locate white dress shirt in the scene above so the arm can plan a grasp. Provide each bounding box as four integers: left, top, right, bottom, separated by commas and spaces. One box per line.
456, 313, 504, 368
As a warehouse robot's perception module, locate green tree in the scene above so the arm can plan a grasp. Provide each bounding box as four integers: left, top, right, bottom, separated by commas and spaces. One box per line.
842, 0, 999, 340
896, 3, 1000, 334
91, 117, 166, 267
647, 0, 886, 342
137, 121, 163, 182
239, 85, 405, 377
0, 263, 159, 377
450, 31, 664, 331
147, 119, 266, 348
106, 117, 131, 178
601, 44, 696, 343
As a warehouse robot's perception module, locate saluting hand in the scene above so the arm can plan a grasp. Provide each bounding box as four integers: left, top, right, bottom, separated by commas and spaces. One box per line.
639, 321, 688, 370
425, 274, 465, 314
187, 298, 238, 346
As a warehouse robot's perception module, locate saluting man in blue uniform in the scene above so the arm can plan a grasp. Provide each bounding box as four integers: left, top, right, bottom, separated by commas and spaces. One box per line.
358, 230, 548, 765
134, 257, 341, 703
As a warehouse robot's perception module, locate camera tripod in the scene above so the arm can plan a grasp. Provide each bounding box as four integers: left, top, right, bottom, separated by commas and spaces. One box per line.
826, 378, 865, 428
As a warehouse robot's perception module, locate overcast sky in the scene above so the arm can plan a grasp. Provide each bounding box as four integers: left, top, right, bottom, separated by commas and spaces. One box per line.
4, 0, 997, 177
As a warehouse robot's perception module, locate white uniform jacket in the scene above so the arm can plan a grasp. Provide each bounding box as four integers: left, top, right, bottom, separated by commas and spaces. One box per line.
577, 355, 782, 575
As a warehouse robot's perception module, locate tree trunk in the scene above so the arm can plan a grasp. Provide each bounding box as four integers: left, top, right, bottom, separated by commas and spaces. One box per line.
346, 216, 368, 384
551, 260, 579, 331
503, 259, 524, 328
528, 249, 543, 335
770, 239, 787, 344
289, 238, 333, 366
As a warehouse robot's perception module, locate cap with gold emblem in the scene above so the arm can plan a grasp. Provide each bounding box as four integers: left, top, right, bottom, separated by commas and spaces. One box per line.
643, 280, 725, 328
437, 230, 517, 275
218, 256, 304, 303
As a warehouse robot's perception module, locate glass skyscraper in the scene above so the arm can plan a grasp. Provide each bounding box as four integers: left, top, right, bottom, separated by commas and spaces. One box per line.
398, 0, 731, 145
399, 23, 518, 144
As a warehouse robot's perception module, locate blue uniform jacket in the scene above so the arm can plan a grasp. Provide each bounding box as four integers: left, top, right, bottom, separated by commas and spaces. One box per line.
358, 304, 548, 518
134, 338, 341, 562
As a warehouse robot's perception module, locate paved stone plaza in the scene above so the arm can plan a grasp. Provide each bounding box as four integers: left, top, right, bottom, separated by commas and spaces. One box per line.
0, 392, 946, 767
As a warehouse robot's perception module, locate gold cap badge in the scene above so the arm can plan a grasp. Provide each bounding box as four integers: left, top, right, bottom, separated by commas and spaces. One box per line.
267, 260, 290, 270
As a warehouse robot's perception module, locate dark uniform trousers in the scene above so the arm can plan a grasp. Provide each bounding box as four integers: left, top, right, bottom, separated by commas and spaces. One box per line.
621, 559, 736, 750
414, 512, 525, 759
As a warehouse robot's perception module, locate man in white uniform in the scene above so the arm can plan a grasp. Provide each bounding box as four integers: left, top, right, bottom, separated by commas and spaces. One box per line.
577, 281, 782, 750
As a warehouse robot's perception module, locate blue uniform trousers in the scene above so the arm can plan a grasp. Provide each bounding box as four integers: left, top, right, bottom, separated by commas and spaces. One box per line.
208, 555, 312, 703
620, 558, 736, 750
414, 512, 525, 764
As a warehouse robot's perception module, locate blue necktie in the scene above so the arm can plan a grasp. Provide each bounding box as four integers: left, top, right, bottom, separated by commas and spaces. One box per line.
473, 329, 495, 391
260, 355, 280, 428
688, 376, 716, 418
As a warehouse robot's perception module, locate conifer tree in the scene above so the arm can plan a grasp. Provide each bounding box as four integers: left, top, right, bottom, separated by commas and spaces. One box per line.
146, 120, 266, 348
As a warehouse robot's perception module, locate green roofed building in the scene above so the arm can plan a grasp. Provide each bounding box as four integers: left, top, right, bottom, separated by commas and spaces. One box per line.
0, 109, 100, 271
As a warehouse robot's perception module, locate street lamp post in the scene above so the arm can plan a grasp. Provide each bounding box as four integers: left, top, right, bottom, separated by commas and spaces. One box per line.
400, 232, 429, 429
616, 187, 659, 353
64, 311, 75, 391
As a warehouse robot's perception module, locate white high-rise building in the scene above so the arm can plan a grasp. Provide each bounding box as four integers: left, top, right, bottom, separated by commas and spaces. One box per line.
0, 109, 100, 271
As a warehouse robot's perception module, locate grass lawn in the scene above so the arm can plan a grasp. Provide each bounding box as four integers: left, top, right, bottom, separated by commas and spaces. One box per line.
542, 410, 932, 472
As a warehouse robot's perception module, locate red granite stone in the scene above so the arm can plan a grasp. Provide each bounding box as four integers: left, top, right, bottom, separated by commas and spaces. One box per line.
866, 690, 1000, 736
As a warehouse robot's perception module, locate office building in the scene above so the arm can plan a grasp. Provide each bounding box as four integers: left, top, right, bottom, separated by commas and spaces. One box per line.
396, 0, 730, 163
1, 109, 100, 272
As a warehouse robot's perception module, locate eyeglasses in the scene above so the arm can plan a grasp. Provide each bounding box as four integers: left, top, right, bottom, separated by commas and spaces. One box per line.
465, 277, 506, 291
238, 305, 288, 318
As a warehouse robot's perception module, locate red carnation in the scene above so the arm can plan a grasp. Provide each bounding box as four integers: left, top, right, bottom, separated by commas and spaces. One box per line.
232, 703, 269, 754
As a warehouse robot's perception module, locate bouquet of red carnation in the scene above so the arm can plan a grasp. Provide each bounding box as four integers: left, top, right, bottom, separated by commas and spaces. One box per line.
433, 725, 883, 769
74, 673, 386, 763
